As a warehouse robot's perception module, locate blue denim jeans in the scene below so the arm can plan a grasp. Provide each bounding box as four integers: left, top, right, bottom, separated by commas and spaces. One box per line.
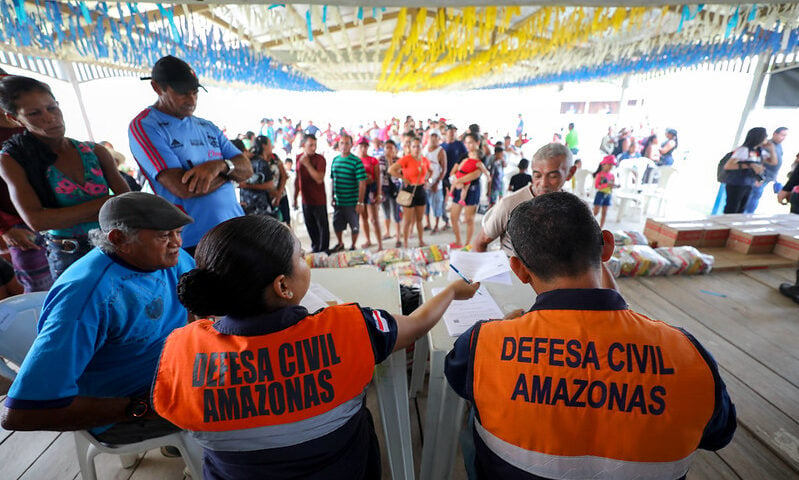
743, 181, 769, 214
45, 233, 92, 280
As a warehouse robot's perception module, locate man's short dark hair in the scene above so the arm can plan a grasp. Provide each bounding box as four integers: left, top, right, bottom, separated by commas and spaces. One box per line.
775, 126, 788, 134
508, 192, 603, 282
303, 133, 317, 144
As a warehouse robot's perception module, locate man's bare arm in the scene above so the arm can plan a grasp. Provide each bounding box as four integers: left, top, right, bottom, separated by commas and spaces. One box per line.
1, 396, 157, 431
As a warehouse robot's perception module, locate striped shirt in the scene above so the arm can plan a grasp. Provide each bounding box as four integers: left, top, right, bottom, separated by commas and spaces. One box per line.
331, 153, 367, 206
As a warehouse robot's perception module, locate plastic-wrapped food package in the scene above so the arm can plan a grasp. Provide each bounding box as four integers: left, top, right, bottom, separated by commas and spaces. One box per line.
605, 256, 621, 278
615, 245, 672, 277
368, 248, 408, 270
385, 261, 428, 279
326, 250, 369, 268
426, 261, 450, 278
307, 252, 329, 268
655, 247, 714, 275
409, 244, 450, 264
625, 231, 650, 246
613, 231, 632, 246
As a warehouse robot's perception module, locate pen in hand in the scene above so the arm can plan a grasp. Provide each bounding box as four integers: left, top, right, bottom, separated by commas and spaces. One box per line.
450, 264, 482, 295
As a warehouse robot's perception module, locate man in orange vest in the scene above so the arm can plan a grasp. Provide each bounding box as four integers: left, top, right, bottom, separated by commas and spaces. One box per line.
445, 192, 736, 480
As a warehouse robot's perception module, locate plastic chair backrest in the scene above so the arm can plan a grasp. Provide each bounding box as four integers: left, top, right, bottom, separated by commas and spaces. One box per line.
572, 169, 590, 196
658, 166, 678, 190
615, 166, 638, 191
0, 292, 47, 373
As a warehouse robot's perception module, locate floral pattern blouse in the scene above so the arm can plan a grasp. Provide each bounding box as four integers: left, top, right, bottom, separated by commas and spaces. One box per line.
46, 139, 109, 237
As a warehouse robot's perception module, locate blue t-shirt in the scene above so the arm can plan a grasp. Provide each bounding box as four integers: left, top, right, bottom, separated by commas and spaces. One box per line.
6, 248, 195, 433
764, 142, 783, 182
441, 140, 467, 186
128, 107, 244, 247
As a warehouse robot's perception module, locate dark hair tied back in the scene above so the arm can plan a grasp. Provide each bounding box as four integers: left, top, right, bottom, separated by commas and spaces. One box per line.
178, 269, 228, 317
178, 215, 296, 318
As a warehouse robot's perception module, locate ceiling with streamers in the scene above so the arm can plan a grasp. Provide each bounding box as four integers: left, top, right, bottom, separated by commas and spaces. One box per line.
1, 2, 799, 92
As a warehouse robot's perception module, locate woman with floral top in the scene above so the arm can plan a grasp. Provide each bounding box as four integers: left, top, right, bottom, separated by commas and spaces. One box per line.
0, 76, 129, 279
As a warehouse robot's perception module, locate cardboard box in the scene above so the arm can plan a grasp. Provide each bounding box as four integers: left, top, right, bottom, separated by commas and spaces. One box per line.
726, 227, 779, 254
774, 234, 799, 261
657, 222, 710, 247
709, 214, 755, 225
643, 218, 663, 245
701, 225, 731, 248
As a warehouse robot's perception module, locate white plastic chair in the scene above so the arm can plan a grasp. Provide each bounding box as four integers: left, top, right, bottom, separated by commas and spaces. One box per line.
643, 166, 678, 217
571, 169, 592, 199
614, 166, 646, 222
74, 429, 204, 480
0, 291, 47, 379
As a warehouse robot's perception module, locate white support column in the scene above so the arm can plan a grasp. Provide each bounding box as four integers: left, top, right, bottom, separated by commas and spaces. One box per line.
56, 60, 95, 142
731, 54, 770, 148
617, 74, 630, 121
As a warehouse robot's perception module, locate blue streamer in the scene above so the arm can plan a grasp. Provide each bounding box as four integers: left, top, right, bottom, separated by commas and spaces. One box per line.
306, 8, 313, 41
725, 6, 739, 38
489, 26, 799, 91
268, 4, 284, 9
748, 5, 757, 22
357, 7, 363, 21
322, 5, 327, 24
78, 1, 92, 25
156, 4, 180, 43
13, 0, 26, 24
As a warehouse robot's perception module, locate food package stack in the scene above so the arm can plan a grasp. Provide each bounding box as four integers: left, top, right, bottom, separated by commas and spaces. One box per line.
655, 247, 714, 275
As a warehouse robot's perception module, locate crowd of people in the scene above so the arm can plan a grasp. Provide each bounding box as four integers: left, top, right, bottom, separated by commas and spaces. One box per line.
233, 113, 540, 252
0, 54, 752, 480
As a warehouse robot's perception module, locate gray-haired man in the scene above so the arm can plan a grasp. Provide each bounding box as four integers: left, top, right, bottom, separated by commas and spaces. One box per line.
2, 192, 195, 444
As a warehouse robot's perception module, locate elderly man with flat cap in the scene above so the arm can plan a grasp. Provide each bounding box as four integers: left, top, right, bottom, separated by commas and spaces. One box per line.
128, 55, 252, 255
2, 192, 195, 444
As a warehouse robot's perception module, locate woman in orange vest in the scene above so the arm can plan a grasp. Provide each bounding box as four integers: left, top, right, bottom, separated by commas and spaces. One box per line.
152, 214, 478, 480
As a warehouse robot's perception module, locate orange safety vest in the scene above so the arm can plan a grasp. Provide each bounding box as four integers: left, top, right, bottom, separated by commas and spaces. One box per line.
471, 308, 717, 477
152, 304, 376, 433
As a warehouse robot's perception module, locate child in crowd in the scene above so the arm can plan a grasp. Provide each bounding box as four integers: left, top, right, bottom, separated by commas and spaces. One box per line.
508, 158, 532, 192
593, 155, 616, 227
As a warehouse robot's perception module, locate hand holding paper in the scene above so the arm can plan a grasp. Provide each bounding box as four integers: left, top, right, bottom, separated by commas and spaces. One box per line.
447, 250, 512, 285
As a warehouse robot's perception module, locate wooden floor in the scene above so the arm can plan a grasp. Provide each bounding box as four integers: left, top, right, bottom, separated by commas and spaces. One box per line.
2, 268, 799, 479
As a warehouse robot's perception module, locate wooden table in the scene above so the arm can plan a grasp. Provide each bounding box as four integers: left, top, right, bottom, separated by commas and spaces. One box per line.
310, 267, 414, 480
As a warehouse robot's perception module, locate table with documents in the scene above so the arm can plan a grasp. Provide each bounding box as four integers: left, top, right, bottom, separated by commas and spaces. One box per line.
308, 268, 414, 480
417, 272, 534, 480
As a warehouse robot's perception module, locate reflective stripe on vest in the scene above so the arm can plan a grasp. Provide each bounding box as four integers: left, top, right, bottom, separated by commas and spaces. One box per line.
153, 304, 376, 433
475, 420, 695, 480
471, 309, 716, 474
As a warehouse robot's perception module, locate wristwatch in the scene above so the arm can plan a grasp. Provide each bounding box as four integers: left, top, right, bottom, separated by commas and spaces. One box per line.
126, 397, 150, 419
223, 159, 235, 175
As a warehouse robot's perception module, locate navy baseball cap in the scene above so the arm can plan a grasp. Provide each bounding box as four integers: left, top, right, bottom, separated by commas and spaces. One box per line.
141, 55, 206, 94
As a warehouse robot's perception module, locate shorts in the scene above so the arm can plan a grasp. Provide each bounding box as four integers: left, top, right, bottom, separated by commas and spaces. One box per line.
381, 186, 401, 223
364, 184, 378, 205
452, 183, 480, 206
489, 187, 503, 204
333, 205, 360, 233
402, 184, 427, 207
594, 191, 612, 207
426, 188, 444, 217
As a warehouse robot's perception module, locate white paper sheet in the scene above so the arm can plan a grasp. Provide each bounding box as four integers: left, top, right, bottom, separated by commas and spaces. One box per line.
433, 286, 504, 336
300, 283, 343, 312
447, 250, 512, 284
